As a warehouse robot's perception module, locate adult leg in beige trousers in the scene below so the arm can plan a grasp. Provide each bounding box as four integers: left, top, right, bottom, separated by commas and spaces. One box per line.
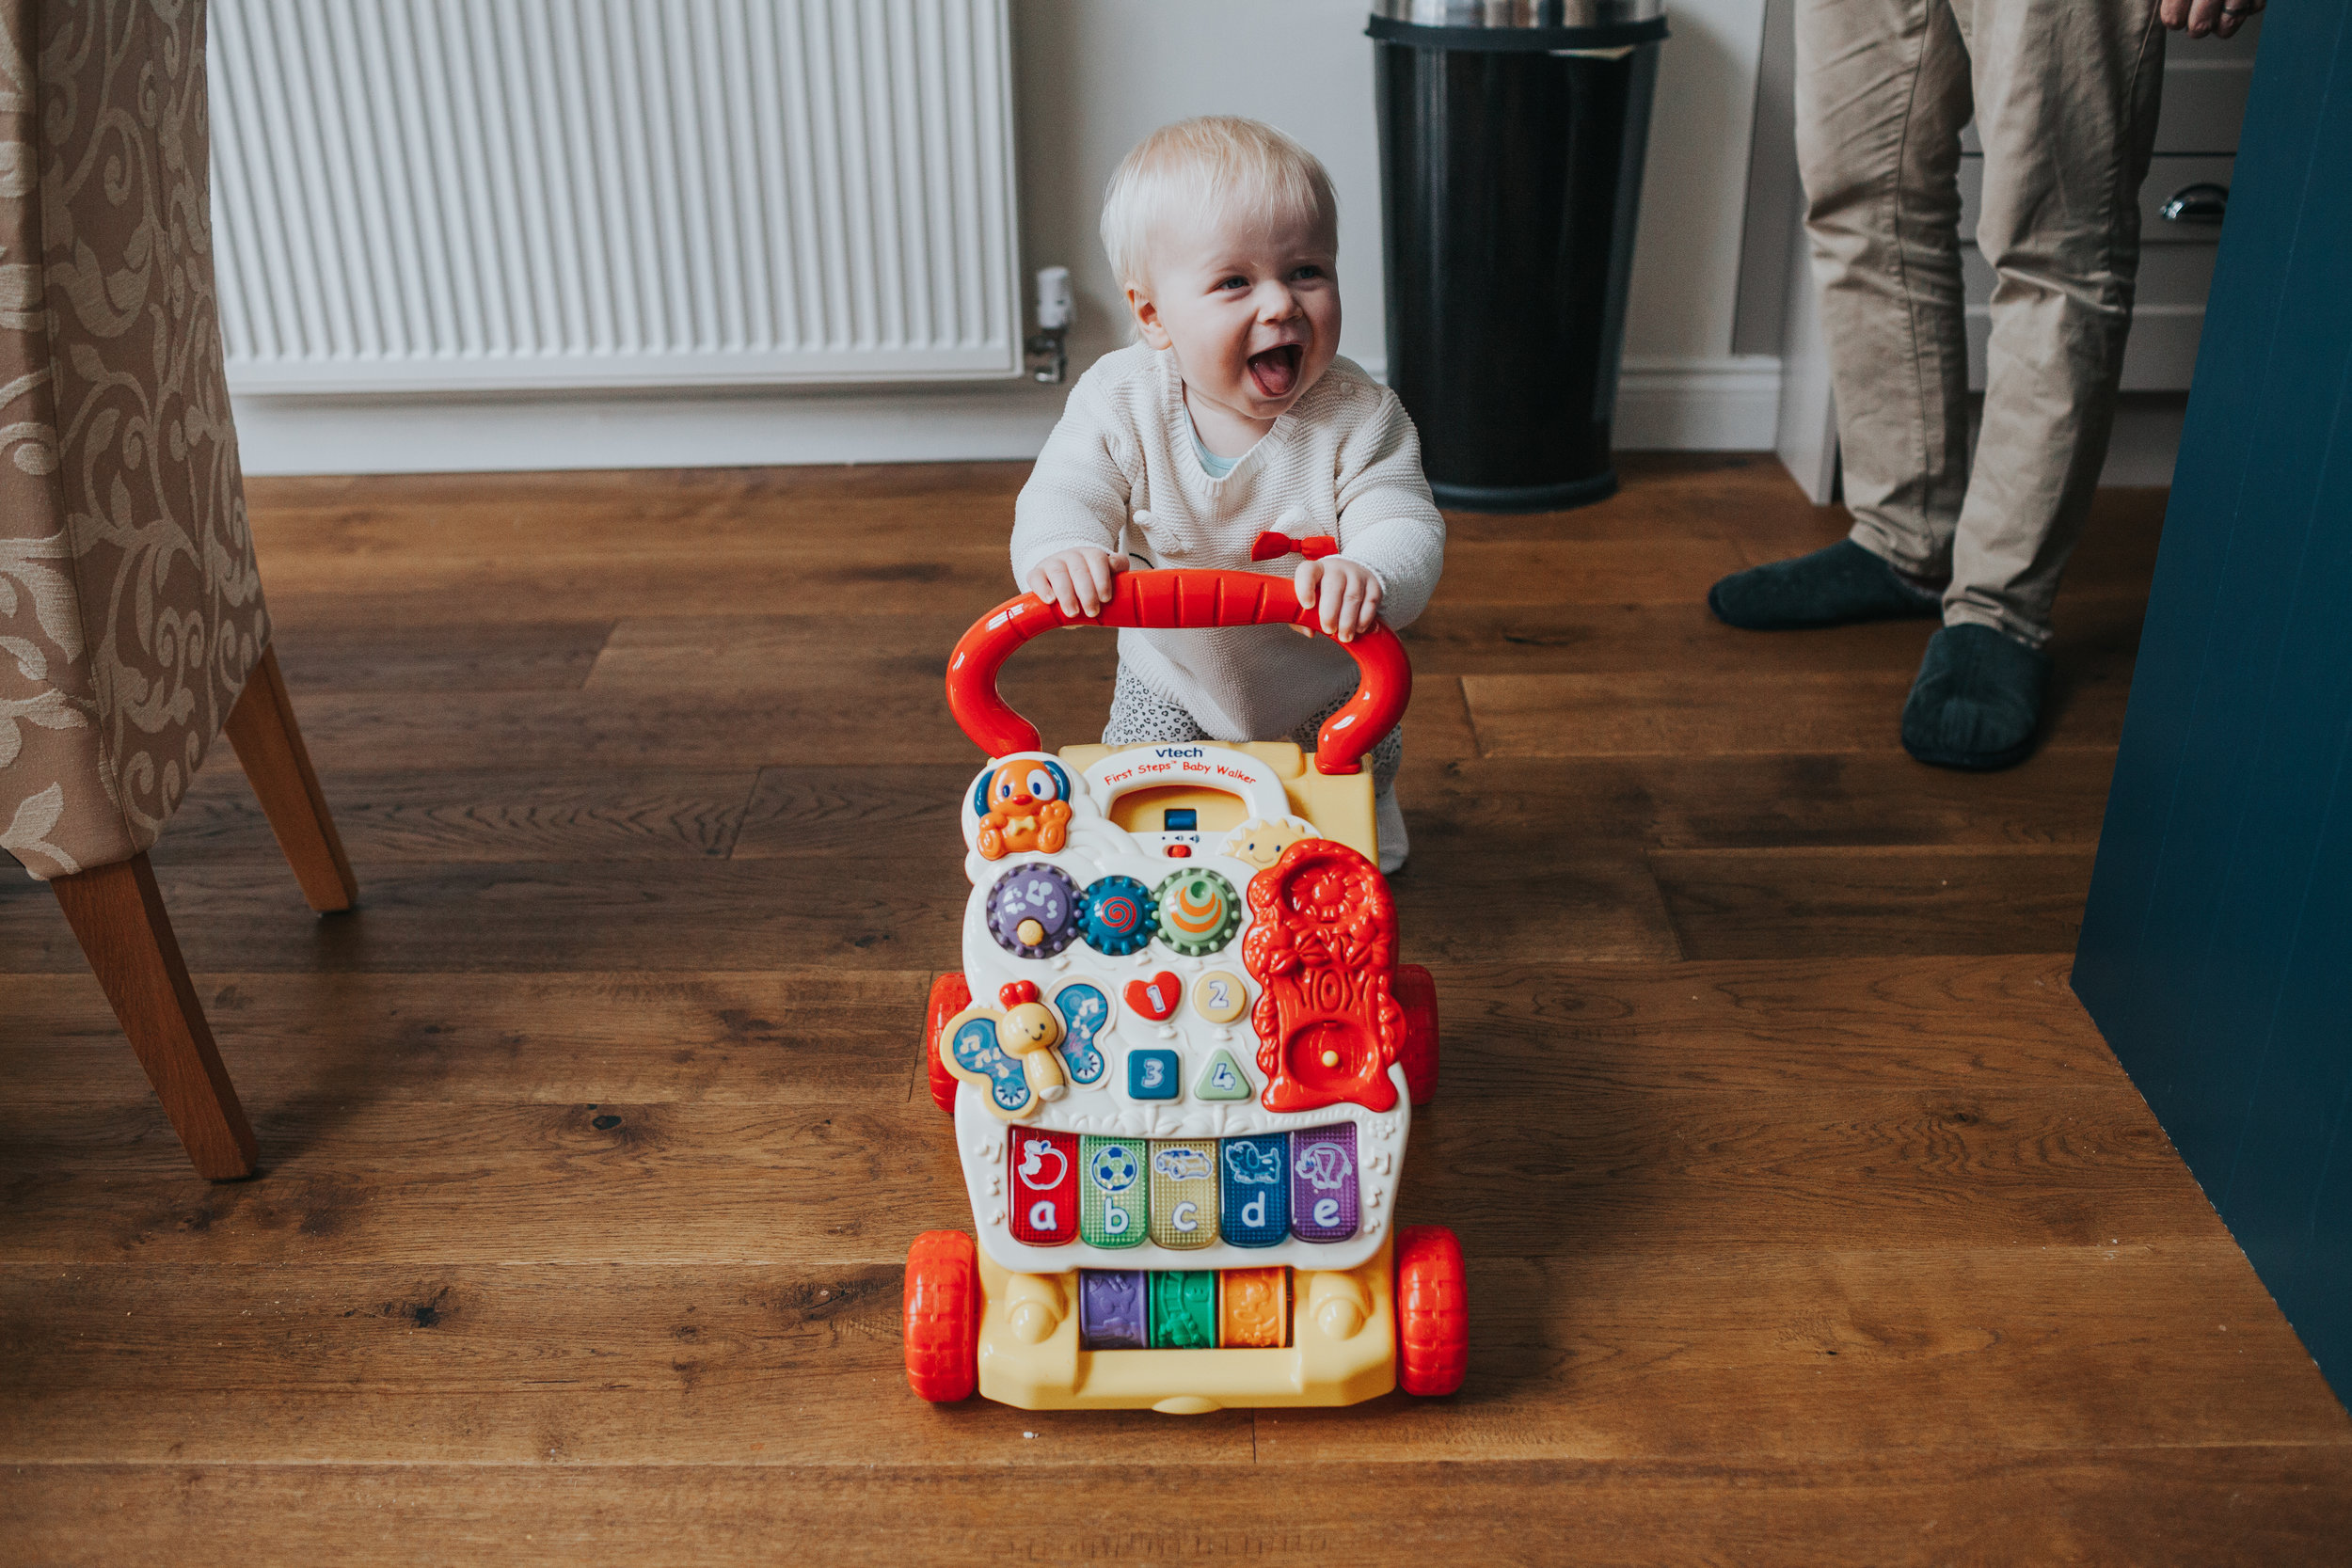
1709, 0, 2167, 770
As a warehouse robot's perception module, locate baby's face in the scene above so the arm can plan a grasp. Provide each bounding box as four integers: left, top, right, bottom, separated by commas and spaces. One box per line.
1129, 204, 1340, 433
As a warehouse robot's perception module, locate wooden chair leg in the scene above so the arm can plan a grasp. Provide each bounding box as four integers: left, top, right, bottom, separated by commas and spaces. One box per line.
50, 854, 258, 1180
222, 643, 357, 912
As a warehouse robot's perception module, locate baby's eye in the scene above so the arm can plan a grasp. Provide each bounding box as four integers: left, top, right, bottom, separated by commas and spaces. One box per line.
1215, 275, 1249, 293
1291, 264, 1327, 282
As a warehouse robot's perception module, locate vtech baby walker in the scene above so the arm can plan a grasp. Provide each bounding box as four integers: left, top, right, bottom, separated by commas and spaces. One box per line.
903, 568, 1468, 1413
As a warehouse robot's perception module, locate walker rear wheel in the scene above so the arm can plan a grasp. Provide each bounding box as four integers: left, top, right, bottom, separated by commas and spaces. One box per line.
903, 1230, 981, 1402
925, 973, 971, 1117
1395, 1224, 1468, 1396
1395, 964, 1439, 1105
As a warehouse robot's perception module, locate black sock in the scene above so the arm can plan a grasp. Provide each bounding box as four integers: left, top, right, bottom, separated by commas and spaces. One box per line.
1708, 540, 1945, 631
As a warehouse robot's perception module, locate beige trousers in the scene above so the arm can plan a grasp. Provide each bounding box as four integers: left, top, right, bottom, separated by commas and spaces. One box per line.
1796, 0, 2167, 646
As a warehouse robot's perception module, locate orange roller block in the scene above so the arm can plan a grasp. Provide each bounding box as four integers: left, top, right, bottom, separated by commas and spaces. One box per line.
1219, 1266, 1290, 1348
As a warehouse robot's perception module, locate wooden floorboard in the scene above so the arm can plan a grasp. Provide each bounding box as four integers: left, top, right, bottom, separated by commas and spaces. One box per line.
0, 1083, 2203, 1264
164, 767, 762, 863
1651, 845, 2104, 958
0, 969, 932, 1103
3, 454, 2342, 1563
4, 1452, 2345, 1568
269, 618, 615, 691
1404, 752, 2122, 849
1465, 669, 2135, 757
2, 1241, 2335, 1466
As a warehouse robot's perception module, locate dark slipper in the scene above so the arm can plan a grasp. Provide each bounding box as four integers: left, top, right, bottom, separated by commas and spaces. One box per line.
1708, 540, 1944, 630
1900, 624, 2052, 771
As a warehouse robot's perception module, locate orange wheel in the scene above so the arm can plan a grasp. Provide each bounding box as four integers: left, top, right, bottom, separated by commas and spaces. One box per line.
925, 974, 972, 1117
1395, 964, 1439, 1106
904, 1230, 981, 1402
1395, 1225, 1468, 1396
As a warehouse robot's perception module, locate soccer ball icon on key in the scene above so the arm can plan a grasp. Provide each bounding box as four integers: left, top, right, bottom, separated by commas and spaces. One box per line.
1089, 1143, 1140, 1194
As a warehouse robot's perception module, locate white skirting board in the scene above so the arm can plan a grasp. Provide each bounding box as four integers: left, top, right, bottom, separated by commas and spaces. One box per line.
1614, 356, 1787, 452
230, 382, 1074, 476
230, 355, 1790, 475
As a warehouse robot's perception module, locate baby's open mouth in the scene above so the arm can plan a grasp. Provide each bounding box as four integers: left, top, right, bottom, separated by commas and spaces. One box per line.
1248, 343, 1302, 399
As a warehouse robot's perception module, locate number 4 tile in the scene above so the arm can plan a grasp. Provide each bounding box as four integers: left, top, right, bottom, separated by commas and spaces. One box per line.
1195, 1047, 1253, 1101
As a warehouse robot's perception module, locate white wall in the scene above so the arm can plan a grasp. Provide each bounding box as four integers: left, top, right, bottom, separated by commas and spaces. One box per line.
1012, 0, 1391, 374
231, 0, 1775, 474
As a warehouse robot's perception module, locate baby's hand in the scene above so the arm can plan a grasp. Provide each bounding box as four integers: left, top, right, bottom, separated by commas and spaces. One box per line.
1295, 556, 1384, 642
1025, 546, 1129, 618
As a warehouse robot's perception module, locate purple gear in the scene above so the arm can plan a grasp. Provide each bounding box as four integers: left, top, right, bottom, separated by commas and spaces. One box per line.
986, 863, 1081, 958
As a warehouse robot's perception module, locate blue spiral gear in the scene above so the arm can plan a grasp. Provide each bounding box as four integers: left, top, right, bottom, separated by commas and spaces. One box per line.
1076, 874, 1157, 956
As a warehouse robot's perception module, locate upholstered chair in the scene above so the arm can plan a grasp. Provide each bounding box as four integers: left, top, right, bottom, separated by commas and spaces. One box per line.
0, 0, 352, 1179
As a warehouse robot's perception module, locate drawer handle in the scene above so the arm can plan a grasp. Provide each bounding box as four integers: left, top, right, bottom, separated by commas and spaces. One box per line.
2160, 182, 2230, 225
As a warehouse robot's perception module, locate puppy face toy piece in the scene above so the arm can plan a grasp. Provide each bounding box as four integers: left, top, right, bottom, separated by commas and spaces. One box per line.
976, 760, 1074, 862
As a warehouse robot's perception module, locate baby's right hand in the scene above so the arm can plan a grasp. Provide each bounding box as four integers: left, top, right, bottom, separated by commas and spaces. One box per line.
1025, 546, 1130, 618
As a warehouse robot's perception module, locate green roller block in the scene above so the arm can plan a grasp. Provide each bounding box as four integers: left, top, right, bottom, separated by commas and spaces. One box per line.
1148, 1270, 1218, 1349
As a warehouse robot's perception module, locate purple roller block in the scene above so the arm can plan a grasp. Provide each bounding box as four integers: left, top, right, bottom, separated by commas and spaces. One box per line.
1289, 1122, 1359, 1243
1078, 1269, 1149, 1350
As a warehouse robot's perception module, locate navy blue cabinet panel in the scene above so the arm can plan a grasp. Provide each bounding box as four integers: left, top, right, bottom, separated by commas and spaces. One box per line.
2074, 5, 2352, 1402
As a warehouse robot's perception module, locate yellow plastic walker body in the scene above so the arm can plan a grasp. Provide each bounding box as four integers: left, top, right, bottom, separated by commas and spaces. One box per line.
947, 740, 1406, 1412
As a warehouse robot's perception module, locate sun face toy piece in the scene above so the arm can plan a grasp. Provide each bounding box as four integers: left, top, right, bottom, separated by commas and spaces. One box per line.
975, 759, 1073, 861
1218, 814, 1318, 870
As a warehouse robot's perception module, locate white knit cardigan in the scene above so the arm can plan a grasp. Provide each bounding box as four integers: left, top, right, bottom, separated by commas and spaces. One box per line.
1009, 343, 1447, 742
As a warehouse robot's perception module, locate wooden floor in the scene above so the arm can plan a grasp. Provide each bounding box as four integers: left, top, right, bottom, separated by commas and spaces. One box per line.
3, 455, 2346, 1564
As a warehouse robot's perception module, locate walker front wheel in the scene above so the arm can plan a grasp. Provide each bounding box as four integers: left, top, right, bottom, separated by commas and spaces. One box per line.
903, 1230, 981, 1402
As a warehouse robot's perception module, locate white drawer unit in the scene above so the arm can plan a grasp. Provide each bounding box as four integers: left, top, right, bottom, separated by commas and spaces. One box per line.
1962, 21, 2258, 392
1957, 155, 2237, 246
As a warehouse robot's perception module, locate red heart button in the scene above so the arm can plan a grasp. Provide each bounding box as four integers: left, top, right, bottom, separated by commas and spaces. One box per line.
1123, 971, 1183, 1022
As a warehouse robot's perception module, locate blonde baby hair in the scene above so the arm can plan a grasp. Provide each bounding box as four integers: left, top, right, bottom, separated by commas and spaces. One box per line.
1098, 116, 1339, 295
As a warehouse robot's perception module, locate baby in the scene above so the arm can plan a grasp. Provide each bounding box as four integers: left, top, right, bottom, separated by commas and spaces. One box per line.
1011, 116, 1445, 874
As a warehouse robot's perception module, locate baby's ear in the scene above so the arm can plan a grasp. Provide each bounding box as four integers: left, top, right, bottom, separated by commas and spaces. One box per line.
1127, 285, 1172, 351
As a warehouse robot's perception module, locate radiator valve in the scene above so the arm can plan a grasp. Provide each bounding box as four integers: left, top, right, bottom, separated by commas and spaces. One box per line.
1026, 265, 1072, 384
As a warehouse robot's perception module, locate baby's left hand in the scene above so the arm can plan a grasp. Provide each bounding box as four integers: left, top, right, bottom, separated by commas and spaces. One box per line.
1294, 556, 1384, 642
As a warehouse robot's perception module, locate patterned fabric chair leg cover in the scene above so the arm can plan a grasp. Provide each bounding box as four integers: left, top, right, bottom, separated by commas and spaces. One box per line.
0, 0, 353, 1179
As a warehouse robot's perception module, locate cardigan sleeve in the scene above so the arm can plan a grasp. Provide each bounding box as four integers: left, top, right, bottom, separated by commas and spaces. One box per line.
1331, 388, 1447, 629
1010, 371, 1136, 586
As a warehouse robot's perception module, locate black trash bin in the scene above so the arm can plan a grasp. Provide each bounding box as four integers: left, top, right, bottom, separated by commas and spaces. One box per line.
1372, 1, 1667, 512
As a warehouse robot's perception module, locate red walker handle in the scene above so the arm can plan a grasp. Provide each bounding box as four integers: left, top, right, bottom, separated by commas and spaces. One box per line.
946, 569, 1411, 776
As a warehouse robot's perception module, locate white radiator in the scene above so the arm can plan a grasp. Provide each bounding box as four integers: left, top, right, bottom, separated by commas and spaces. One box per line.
207, 0, 1025, 393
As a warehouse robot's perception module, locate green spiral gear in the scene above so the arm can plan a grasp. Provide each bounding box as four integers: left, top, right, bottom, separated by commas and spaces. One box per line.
1152, 867, 1241, 956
